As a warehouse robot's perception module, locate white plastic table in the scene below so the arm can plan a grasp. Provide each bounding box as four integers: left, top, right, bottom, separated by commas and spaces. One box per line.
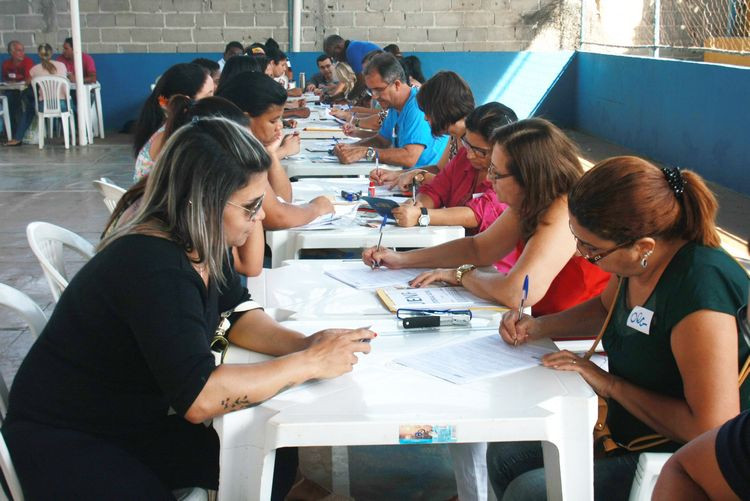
247, 259, 403, 316
215, 318, 598, 501
266, 222, 464, 268
284, 138, 400, 178
69, 81, 104, 142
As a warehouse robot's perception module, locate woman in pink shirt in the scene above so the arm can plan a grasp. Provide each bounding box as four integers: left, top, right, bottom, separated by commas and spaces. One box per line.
391, 101, 520, 272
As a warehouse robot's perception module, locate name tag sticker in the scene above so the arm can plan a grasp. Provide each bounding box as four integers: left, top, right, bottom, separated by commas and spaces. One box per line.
626, 306, 654, 335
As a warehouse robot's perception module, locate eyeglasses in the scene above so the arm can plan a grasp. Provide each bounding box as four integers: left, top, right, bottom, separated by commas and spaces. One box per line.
487, 161, 514, 181
461, 136, 490, 158
367, 81, 394, 98
227, 193, 265, 221
572, 232, 634, 264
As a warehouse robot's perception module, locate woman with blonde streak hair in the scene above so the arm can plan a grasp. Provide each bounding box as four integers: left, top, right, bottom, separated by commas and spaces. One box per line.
488, 156, 749, 501
29, 43, 68, 99
2, 117, 374, 500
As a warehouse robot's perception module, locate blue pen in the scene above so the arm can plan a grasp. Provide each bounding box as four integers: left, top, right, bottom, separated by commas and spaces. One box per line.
371, 215, 388, 269
515, 275, 529, 347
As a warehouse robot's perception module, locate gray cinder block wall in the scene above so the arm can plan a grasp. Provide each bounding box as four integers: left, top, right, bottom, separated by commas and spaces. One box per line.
1, 0, 583, 53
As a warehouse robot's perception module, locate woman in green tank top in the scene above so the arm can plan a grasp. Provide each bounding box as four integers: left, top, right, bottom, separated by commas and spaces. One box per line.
487, 156, 749, 501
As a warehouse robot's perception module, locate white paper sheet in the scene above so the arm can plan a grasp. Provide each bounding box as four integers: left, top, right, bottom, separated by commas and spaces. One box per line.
394, 335, 556, 384
293, 204, 360, 230
323, 266, 433, 289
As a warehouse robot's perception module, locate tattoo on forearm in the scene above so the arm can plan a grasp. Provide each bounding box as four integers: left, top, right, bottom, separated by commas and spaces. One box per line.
220, 384, 295, 412
221, 395, 258, 411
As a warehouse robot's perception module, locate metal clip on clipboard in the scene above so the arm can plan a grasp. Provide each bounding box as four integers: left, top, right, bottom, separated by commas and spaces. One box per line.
396, 308, 472, 329
340, 190, 362, 201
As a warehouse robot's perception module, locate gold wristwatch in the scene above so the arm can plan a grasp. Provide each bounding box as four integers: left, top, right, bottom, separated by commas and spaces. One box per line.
455, 264, 476, 285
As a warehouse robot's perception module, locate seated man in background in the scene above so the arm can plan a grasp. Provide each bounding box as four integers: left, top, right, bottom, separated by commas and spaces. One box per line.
333, 52, 448, 168
56, 37, 96, 83
217, 41, 244, 73
2, 40, 34, 147
306, 54, 337, 93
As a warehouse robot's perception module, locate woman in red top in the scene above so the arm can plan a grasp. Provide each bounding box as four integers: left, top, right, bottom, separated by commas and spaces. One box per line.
363, 118, 610, 316
392, 102, 521, 273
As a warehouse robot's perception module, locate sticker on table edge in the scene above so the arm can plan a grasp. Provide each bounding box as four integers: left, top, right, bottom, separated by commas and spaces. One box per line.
398, 423, 457, 444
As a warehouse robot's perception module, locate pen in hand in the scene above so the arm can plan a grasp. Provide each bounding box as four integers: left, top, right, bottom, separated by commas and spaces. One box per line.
411, 177, 417, 204
515, 274, 529, 347
357, 324, 374, 343
371, 215, 388, 269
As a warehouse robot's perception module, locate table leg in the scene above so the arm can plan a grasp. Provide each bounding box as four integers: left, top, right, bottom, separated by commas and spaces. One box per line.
267, 231, 291, 268
218, 443, 276, 501
94, 86, 104, 138
542, 424, 594, 500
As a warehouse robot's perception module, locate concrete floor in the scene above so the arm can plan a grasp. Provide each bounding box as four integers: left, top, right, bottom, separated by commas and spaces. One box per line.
0, 131, 748, 500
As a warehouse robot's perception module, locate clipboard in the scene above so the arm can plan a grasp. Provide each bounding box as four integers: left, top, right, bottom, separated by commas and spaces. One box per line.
361, 196, 400, 219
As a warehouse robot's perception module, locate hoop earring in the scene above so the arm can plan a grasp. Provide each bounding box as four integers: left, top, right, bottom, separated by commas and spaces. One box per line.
640, 250, 653, 269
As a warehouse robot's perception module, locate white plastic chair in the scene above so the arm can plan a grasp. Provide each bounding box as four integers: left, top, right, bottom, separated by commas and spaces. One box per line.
0, 284, 46, 420
92, 178, 126, 214
30, 76, 76, 149
0, 283, 46, 501
0, 95, 11, 142
628, 452, 672, 501
26, 222, 95, 302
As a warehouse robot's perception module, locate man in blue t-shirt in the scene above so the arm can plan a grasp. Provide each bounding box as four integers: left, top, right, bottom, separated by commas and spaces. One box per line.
333, 52, 448, 168
323, 35, 380, 74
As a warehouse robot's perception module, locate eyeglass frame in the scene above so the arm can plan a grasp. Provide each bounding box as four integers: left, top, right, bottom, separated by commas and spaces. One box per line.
486, 160, 514, 181
569, 223, 635, 263
227, 193, 265, 221
461, 135, 491, 158
366, 80, 396, 98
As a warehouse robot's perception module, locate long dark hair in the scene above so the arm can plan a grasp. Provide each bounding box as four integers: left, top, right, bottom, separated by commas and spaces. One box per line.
132, 63, 208, 156
216, 55, 266, 91
402, 55, 425, 83
216, 71, 287, 117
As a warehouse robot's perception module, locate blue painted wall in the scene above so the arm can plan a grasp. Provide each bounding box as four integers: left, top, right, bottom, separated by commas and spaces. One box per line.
2, 51, 572, 131
4, 50, 748, 195
575, 52, 750, 195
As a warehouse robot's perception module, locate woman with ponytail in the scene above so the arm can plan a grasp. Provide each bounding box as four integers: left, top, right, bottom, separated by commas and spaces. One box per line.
13, 44, 70, 144
487, 156, 749, 501
30, 43, 67, 81
132, 63, 214, 178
